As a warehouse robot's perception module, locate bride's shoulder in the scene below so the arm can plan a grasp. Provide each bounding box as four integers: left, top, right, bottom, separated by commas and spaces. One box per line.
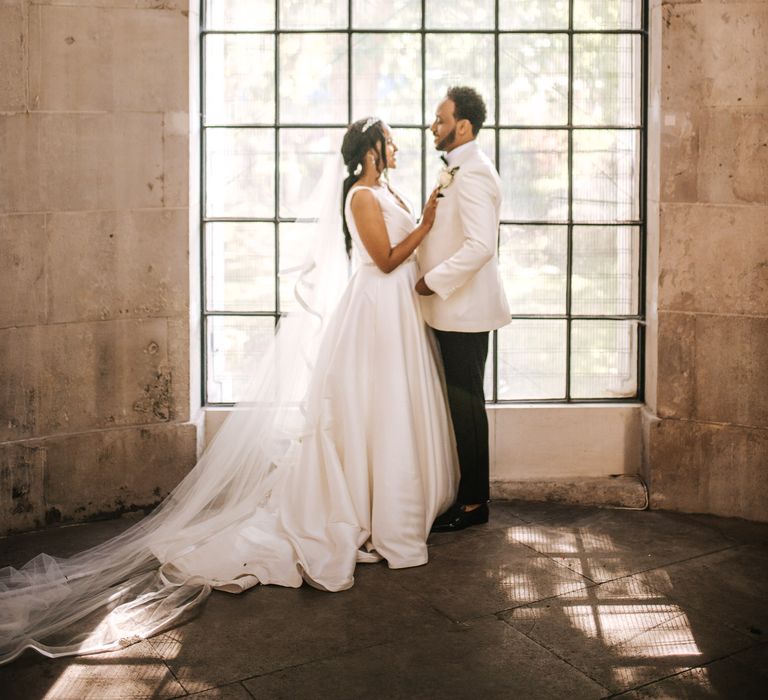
349, 183, 379, 194
347, 184, 379, 206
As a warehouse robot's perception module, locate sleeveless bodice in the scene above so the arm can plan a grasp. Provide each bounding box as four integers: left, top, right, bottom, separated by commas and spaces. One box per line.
344, 184, 416, 265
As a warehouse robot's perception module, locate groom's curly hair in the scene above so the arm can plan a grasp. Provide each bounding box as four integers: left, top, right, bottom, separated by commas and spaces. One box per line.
446, 86, 487, 136
340, 117, 389, 258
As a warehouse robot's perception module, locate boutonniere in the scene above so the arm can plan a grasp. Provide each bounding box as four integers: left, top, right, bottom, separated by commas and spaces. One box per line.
437, 165, 460, 191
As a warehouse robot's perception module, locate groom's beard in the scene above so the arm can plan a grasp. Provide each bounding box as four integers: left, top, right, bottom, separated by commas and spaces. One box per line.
436, 127, 457, 152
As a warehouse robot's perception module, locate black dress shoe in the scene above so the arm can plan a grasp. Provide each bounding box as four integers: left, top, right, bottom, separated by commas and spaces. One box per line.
431, 503, 463, 529
430, 503, 489, 533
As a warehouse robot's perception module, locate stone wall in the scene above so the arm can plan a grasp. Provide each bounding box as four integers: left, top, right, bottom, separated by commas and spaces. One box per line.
0, 0, 199, 534
645, 1, 768, 521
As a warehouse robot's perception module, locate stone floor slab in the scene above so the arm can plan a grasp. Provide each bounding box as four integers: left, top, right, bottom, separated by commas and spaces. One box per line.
241, 616, 608, 700
728, 642, 768, 679
684, 513, 768, 547
501, 575, 756, 694
636, 544, 768, 642
185, 682, 254, 699
148, 566, 454, 694
0, 641, 184, 700
403, 527, 592, 621
504, 508, 736, 583
493, 500, 608, 524
0, 514, 141, 569
617, 651, 768, 699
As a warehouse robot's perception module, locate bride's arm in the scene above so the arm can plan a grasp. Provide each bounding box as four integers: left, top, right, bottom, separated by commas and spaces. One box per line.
350, 188, 440, 274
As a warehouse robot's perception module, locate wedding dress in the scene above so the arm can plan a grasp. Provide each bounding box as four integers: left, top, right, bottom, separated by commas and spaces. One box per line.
161, 183, 457, 591
0, 165, 458, 663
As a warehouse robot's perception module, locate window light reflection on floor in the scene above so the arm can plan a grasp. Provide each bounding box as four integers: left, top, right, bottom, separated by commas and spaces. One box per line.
43, 646, 179, 700
564, 604, 701, 657
502, 522, 704, 681
491, 569, 541, 603
506, 526, 582, 553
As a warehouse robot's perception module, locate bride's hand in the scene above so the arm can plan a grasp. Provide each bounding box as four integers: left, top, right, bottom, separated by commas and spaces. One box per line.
419, 188, 441, 231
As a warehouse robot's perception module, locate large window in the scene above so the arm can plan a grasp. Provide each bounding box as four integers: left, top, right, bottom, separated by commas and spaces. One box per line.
201, 0, 647, 405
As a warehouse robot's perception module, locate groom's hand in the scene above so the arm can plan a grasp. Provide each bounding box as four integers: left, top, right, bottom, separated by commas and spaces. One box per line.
415, 277, 435, 296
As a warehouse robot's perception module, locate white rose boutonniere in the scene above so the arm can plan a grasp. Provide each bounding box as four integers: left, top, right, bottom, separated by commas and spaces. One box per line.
437, 165, 460, 191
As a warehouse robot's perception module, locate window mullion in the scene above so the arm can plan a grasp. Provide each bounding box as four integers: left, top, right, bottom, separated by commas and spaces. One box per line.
565, 0, 575, 402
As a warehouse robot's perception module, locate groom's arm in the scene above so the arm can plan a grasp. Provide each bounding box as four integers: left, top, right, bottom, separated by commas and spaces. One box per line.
420, 169, 498, 300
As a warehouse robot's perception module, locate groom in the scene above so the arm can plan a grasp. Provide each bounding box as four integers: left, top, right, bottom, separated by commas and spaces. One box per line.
416, 86, 510, 532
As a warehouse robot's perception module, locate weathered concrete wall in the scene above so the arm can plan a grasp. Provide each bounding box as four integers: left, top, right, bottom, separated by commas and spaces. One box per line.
0, 0, 199, 534
645, 1, 768, 521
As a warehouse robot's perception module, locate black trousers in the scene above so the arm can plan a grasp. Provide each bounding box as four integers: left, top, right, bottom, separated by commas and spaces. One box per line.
433, 329, 490, 505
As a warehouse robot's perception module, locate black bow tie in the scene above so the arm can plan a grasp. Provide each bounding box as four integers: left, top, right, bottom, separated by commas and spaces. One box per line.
440, 154, 448, 166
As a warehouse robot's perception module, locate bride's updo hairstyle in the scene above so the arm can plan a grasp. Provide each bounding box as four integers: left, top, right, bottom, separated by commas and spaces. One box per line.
341, 116, 388, 257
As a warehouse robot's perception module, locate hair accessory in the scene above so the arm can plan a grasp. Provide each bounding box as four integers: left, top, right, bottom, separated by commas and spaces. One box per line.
361, 117, 379, 133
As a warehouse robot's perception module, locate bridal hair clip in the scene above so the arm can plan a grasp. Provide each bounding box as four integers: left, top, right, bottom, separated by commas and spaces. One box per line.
361, 117, 379, 133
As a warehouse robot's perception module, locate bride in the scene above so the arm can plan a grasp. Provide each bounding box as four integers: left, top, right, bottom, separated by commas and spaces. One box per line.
0, 117, 458, 664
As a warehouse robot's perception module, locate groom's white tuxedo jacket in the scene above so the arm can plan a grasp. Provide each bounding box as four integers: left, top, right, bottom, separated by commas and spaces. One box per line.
418, 140, 511, 333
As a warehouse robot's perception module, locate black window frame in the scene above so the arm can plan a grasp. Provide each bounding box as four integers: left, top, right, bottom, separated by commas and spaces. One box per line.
200, 0, 648, 406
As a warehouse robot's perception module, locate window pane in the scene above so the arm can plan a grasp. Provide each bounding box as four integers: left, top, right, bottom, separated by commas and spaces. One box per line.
476, 128, 496, 164
206, 223, 276, 312
279, 222, 313, 314
205, 0, 274, 30
500, 129, 568, 221
497, 320, 567, 400
573, 34, 641, 126
279, 128, 346, 218
484, 341, 494, 399
353, 0, 421, 29
204, 35, 274, 125
573, 129, 640, 222
500, 225, 567, 314
572, 226, 640, 315
425, 33, 495, 125
205, 128, 275, 218
570, 320, 638, 398
280, 34, 348, 124
207, 316, 276, 403
353, 33, 422, 125
499, 0, 569, 30
574, 0, 642, 30
500, 34, 568, 126
388, 128, 423, 213
279, 0, 347, 29
426, 0, 494, 29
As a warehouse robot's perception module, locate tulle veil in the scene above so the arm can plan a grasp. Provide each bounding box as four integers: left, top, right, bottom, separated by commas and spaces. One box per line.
0, 154, 351, 664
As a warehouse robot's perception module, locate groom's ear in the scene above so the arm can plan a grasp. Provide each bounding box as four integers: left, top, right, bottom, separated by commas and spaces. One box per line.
457, 118, 473, 138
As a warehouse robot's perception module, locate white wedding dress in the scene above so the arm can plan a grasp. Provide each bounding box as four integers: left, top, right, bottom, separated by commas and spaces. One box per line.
0, 175, 458, 662
166, 184, 458, 592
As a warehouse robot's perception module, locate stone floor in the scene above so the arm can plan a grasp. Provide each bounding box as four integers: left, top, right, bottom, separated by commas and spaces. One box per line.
1, 501, 767, 699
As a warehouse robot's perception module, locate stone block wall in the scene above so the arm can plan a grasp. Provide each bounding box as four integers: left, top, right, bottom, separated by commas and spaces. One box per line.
0, 0, 199, 534
645, 1, 768, 521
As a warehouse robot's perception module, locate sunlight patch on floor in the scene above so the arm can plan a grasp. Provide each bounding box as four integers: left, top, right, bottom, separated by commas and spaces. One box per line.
43, 652, 178, 699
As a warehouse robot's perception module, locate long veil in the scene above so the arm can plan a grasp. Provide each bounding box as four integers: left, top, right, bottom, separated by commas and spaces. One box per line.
0, 155, 350, 664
